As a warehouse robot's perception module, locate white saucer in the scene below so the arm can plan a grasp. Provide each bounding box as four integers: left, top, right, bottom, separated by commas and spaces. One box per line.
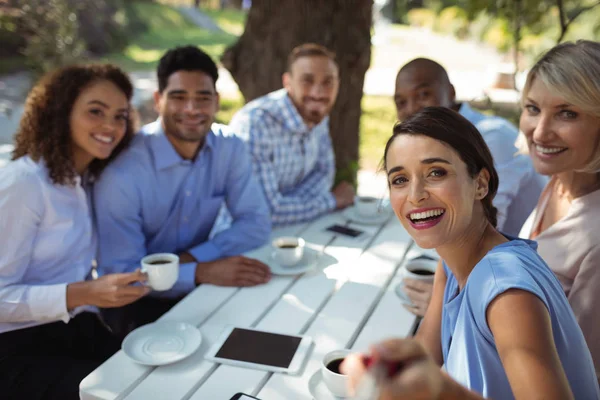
308, 370, 347, 400
342, 207, 392, 225
394, 282, 414, 306
122, 321, 202, 366
269, 247, 320, 276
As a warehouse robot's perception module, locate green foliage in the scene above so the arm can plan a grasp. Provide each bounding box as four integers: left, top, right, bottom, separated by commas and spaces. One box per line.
335, 160, 359, 188
436, 6, 469, 39
401, 0, 600, 65
103, 2, 244, 71
359, 95, 397, 171
406, 8, 437, 29
18, 0, 85, 76
215, 95, 244, 125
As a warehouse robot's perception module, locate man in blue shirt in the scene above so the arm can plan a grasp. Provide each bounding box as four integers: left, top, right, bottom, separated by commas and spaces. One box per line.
94, 46, 271, 333
228, 43, 355, 227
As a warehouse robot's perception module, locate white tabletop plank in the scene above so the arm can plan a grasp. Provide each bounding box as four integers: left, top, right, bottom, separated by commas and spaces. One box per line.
257, 224, 415, 400
80, 209, 414, 400
120, 219, 344, 399
351, 259, 419, 352
188, 268, 339, 399
257, 281, 388, 400
79, 285, 237, 400
80, 223, 312, 400
123, 270, 300, 399
187, 217, 394, 399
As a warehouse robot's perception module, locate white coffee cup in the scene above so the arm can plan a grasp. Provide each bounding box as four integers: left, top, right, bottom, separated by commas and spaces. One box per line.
355, 196, 379, 218
272, 237, 305, 267
321, 349, 353, 397
140, 253, 179, 291
403, 257, 437, 283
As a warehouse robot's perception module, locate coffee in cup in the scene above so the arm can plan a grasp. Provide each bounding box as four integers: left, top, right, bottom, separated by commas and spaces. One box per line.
140, 253, 179, 291
271, 236, 305, 267
403, 258, 437, 283
321, 349, 353, 397
355, 196, 379, 218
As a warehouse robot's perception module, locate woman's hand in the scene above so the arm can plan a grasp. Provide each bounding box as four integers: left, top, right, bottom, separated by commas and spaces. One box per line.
403, 278, 434, 317
67, 269, 150, 309
342, 339, 445, 400
342, 339, 484, 400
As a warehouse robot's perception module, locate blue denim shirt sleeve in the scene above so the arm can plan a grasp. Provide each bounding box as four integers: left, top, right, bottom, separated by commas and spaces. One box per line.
189, 138, 271, 259
94, 166, 197, 298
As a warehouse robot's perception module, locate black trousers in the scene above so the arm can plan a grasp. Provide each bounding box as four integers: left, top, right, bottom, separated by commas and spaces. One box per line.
101, 295, 183, 342
0, 312, 120, 400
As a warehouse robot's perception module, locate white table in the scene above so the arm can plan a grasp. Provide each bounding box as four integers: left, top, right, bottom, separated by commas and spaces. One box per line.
80, 207, 418, 400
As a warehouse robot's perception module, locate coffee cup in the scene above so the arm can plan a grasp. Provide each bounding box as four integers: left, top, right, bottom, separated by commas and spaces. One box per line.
355, 196, 379, 218
140, 253, 179, 291
272, 236, 305, 267
321, 349, 353, 397
403, 257, 437, 284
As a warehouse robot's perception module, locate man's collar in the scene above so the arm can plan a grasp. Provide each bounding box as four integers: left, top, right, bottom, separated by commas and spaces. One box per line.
145, 119, 214, 170
281, 91, 307, 133
457, 102, 475, 119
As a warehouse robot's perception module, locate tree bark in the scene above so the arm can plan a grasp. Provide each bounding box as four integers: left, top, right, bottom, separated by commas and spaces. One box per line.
222, 0, 373, 183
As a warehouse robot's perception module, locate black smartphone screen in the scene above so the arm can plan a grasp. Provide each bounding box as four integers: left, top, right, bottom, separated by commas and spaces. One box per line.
326, 224, 364, 238
215, 328, 302, 368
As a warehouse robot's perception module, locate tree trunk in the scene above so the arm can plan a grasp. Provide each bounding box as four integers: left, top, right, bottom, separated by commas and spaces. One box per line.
222, 0, 373, 184
194, 0, 201, 8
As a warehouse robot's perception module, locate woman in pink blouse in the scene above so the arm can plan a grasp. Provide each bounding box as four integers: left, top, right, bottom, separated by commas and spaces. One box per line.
519, 40, 600, 383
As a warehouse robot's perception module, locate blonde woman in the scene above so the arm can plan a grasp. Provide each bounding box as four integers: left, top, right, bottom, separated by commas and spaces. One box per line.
519, 40, 600, 383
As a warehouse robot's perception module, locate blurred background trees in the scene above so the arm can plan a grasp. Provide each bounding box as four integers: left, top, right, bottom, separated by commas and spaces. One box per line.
1, 0, 599, 177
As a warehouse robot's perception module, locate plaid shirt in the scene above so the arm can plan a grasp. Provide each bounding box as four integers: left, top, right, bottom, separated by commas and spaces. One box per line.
230, 89, 336, 227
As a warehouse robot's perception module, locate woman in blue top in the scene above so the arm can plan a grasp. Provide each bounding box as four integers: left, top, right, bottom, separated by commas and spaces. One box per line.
342, 107, 599, 399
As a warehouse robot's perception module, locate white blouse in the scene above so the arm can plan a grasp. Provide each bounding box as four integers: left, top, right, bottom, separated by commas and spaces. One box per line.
0, 156, 96, 334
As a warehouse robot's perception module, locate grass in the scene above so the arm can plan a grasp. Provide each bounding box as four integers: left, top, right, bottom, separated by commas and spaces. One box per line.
214, 92, 396, 172
360, 95, 397, 171
103, 2, 246, 71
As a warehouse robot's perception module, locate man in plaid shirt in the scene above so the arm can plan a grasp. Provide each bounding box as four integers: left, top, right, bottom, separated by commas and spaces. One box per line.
229, 43, 355, 226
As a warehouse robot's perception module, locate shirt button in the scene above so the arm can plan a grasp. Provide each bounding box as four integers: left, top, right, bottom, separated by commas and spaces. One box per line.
186, 190, 191, 197
183, 217, 189, 223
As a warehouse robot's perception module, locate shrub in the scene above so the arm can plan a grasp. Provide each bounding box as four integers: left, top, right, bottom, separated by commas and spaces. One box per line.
406, 8, 437, 29
436, 6, 469, 39
19, 0, 85, 76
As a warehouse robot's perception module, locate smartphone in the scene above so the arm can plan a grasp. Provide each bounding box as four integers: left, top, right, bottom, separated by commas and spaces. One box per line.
229, 393, 261, 400
326, 224, 364, 238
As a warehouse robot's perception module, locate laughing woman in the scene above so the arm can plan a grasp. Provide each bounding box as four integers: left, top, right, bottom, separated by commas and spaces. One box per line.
0, 65, 149, 400
342, 107, 599, 399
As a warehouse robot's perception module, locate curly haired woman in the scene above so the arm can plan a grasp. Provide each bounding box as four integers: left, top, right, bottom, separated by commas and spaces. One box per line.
0, 64, 149, 400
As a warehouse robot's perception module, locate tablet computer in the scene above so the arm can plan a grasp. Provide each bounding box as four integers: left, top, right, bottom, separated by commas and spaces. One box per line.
204, 326, 313, 375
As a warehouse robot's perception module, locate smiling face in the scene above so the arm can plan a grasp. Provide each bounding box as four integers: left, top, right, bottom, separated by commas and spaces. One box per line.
520, 78, 600, 176
283, 55, 339, 127
394, 67, 454, 121
386, 134, 489, 249
69, 79, 129, 170
154, 70, 219, 148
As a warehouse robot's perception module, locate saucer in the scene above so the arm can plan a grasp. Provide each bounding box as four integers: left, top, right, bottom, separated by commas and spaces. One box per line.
269, 247, 319, 276
308, 370, 347, 400
342, 207, 392, 225
122, 321, 202, 366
